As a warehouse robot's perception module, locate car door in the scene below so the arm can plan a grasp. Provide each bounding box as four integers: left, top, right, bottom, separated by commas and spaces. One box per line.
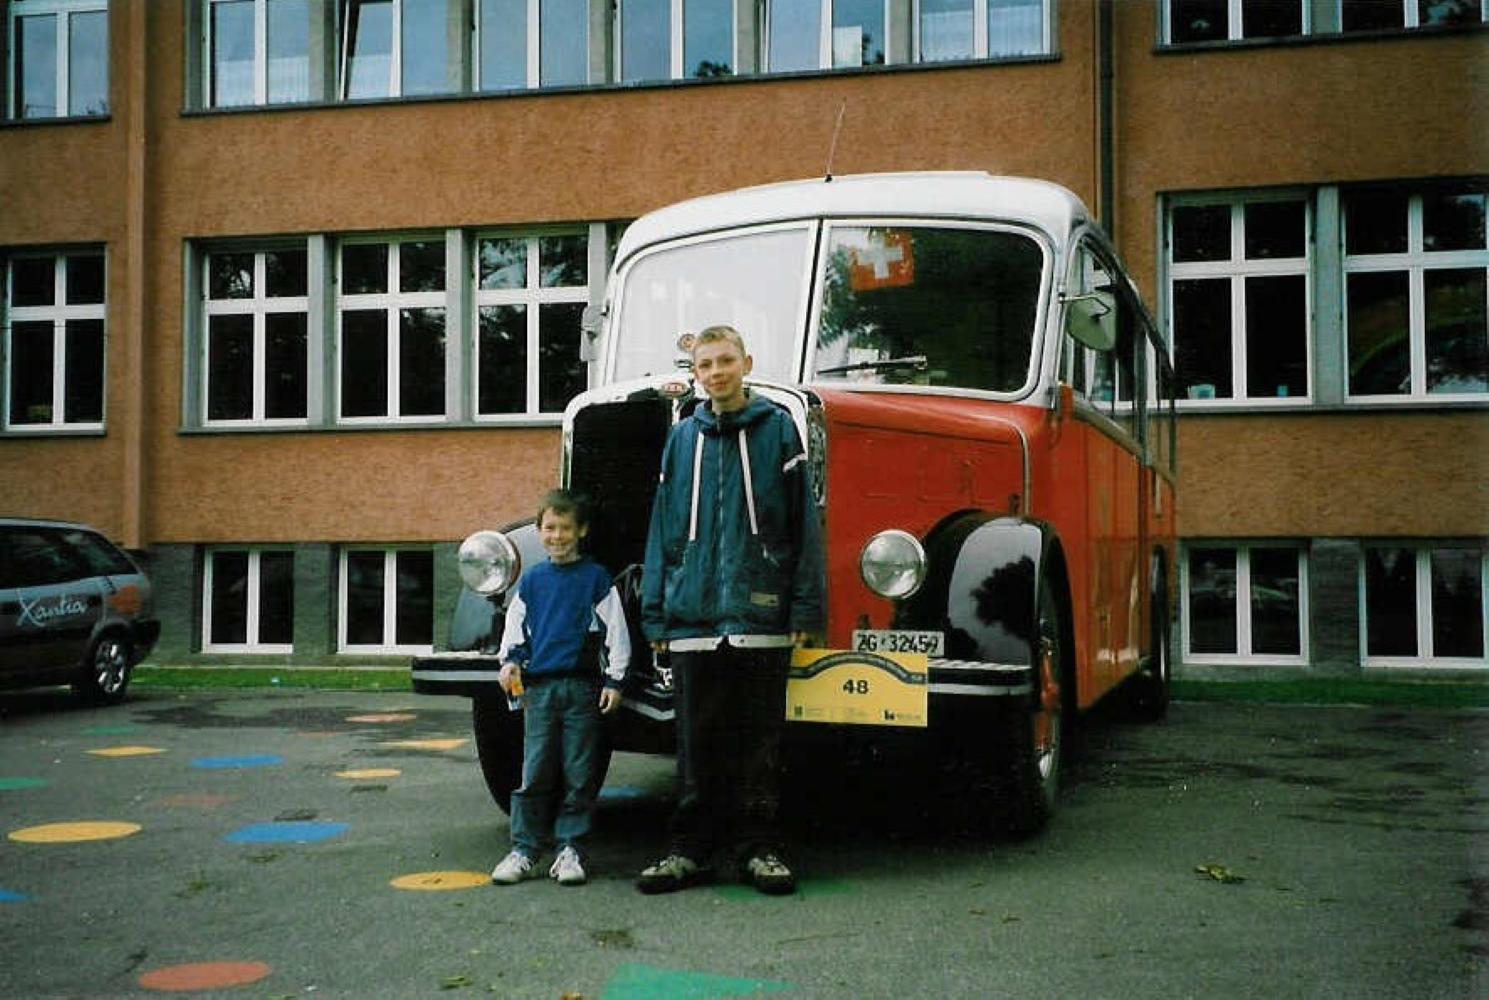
0, 525, 102, 677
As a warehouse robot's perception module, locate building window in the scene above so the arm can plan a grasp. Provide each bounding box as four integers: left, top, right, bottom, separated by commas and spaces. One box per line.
619, 0, 737, 81
1184, 543, 1307, 662
7, 0, 108, 119
1363, 544, 1487, 666
337, 237, 448, 421
1344, 181, 1488, 399
917, 0, 1046, 63
475, 232, 589, 416
203, 246, 310, 425
475, 0, 588, 89
339, 547, 433, 652
340, 0, 454, 99
1166, 0, 1483, 43
206, 0, 311, 108
1169, 195, 1311, 403
203, 548, 295, 651
3, 249, 105, 431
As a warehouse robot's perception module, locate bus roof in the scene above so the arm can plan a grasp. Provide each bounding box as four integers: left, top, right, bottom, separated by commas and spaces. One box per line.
615, 172, 1093, 264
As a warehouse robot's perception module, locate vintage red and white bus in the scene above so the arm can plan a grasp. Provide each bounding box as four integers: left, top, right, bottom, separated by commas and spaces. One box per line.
414, 171, 1177, 835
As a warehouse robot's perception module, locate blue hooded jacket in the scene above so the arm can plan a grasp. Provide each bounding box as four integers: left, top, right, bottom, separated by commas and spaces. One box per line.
641, 392, 824, 642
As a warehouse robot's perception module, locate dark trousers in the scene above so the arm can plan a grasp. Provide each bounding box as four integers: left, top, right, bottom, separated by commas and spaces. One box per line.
667, 643, 791, 864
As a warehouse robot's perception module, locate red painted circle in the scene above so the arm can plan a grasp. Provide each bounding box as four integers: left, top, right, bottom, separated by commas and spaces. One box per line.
138, 961, 271, 991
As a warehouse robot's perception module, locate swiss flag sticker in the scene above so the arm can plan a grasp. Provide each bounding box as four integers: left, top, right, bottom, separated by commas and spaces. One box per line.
849, 230, 915, 291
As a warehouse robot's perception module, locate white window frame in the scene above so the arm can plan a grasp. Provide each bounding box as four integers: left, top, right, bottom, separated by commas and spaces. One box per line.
335, 235, 451, 424
2, 249, 106, 433
202, 245, 312, 427
1343, 185, 1488, 403
1361, 544, 1489, 669
1182, 542, 1311, 665
472, 229, 594, 419
337, 546, 434, 654
1167, 192, 1314, 406
202, 547, 296, 653
7, 0, 108, 119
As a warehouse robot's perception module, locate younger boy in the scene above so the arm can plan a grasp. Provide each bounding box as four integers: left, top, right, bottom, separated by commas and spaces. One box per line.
490, 489, 630, 886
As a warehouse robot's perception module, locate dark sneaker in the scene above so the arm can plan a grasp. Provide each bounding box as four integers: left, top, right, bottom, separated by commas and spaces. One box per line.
744, 854, 796, 896
636, 854, 711, 895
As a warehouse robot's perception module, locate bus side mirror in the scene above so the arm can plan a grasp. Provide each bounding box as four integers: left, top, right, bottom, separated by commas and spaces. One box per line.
580, 303, 604, 362
1065, 290, 1117, 352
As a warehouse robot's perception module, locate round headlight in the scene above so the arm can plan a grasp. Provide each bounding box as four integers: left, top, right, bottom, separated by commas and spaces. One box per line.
859, 529, 927, 599
457, 530, 522, 596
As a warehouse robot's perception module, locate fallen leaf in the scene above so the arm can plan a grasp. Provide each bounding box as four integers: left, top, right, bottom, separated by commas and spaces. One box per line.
1195, 863, 1245, 884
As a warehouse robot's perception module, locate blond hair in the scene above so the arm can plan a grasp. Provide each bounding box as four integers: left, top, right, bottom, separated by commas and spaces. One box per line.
692, 324, 748, 356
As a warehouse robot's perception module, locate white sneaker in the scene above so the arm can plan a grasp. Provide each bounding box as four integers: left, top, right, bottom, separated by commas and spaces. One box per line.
490, 851, 537, 884
549, 846, 586, 886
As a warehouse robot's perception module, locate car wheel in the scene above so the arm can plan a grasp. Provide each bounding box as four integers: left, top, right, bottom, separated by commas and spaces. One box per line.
74, 633, 133, 706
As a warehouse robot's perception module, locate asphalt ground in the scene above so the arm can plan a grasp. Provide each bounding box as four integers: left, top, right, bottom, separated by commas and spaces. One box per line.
0, 687, 1484, 999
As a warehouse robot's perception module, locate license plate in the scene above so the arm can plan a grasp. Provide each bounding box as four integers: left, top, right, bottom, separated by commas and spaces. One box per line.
851, 630, 944, 657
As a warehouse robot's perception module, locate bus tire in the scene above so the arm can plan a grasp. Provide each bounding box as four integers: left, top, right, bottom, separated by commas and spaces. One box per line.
1125, 556, 1171, 722
472, 695, 524, 815
995, 571, 1071, 837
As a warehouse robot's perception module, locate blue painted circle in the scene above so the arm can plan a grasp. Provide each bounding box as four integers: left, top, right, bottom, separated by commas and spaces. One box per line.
223, 821, 348, 844
191, 754, 283, 769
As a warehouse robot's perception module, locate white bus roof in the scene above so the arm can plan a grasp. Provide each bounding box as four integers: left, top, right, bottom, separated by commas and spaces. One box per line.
615, 172, 1094, 263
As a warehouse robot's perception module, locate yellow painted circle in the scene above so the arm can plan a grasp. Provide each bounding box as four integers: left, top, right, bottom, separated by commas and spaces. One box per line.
335, 768, 401, 780
88, 746, 167, 757
390, 870, 490, 891
380, 738, 467, 751
10, 821, 142, 843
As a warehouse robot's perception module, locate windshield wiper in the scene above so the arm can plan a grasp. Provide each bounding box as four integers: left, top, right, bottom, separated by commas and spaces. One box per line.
816, 355, 929, 376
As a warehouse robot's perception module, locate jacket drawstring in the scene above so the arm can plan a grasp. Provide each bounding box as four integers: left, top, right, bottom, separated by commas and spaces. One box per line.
738, 428, 760, 536
687, 426, 761, 542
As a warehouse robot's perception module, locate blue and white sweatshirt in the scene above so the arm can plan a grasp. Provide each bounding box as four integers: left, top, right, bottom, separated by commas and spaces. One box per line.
497, 556, 630, 689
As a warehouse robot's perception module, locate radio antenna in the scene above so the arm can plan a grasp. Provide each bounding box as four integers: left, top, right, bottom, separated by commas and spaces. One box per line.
824, 101, 847, 182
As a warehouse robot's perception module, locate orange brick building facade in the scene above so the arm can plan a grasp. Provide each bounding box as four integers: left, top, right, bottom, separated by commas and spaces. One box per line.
1, 0, 1484, 676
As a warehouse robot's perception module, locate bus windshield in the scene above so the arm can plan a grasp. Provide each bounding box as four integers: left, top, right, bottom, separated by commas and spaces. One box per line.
813, 225, 1045, 394
609, 221, 1047, 395
610, 226, 814, 382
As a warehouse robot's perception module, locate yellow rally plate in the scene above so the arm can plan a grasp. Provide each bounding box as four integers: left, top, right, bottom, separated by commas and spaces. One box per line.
787, 648, 928, 728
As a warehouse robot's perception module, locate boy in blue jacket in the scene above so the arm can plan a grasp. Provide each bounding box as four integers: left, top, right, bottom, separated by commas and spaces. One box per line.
637, 325, 824, 896
490, 490, 630, 886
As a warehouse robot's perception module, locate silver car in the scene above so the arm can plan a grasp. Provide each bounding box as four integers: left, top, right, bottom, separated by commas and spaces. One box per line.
0, 518, 160, 704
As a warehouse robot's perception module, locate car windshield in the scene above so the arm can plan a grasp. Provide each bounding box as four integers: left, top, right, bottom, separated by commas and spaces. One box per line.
813, 225, 1045, 394
610, 226, 814, 382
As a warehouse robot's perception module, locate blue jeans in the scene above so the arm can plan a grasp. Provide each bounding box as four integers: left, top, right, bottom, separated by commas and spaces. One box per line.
509, 676, 604, 857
